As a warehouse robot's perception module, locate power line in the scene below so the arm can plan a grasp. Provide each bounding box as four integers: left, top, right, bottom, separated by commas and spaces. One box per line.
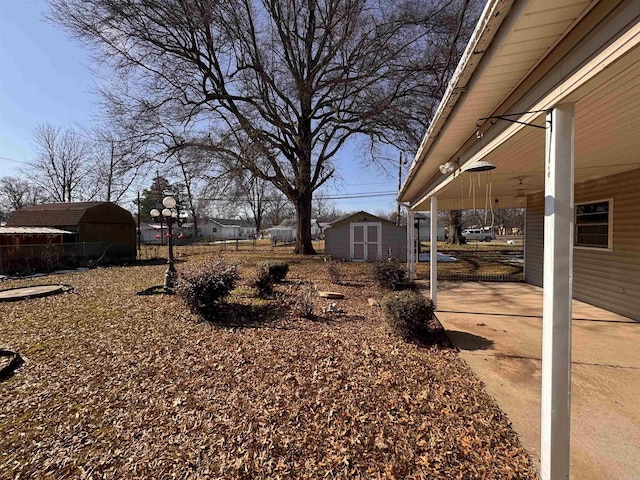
119, 190, 398, 205
0, 156, 28, 164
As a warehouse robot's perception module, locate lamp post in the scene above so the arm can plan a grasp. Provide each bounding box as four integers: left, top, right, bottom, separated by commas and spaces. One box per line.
150, 195, 179, 292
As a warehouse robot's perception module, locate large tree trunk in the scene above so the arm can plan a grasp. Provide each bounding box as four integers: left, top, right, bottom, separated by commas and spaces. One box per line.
447, 210, 466, 245
294, 190, 316, 255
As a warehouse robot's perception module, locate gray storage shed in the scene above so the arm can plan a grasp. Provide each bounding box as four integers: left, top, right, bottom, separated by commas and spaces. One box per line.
324, 211, 407, 261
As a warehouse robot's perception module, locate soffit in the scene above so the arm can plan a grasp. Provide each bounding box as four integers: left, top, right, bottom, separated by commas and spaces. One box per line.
400, 0, 595, 203
412, 44, 640, 211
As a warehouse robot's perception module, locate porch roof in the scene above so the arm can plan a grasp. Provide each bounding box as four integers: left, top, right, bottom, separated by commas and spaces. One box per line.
399, 0, 640, 211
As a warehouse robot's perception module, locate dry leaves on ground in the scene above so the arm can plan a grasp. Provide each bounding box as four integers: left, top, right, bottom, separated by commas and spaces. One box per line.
0, 252, 537, 479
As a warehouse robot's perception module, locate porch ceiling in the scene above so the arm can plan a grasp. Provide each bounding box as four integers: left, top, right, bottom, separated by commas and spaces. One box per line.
412, 43, 640, 211
400, 0, 597, 206
400, 0, 640, 212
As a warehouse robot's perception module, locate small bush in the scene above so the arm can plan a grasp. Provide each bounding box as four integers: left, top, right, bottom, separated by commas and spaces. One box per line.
291, 283, 316, 319
382, 291, 435, 340
176, 258, 240, 316
252, 267, 274, 297
259, 261, 289, 283
372, 258, 406, 290
326, 259, 341, 284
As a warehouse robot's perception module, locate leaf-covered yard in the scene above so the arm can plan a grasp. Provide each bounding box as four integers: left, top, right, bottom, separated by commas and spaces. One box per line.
1, 250, 537, 479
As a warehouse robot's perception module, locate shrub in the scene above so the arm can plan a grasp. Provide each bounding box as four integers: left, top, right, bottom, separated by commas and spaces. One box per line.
371, 258, 406, 290
252, 267, 274, 297
291, 282, 316, 319
259, 261, 289, 283
175, 258, 240, 316
326, 259, 341, 284
381, 291, 435, 340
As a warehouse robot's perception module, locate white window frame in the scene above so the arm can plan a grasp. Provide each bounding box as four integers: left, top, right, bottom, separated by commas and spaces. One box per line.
574, 198, 613, 251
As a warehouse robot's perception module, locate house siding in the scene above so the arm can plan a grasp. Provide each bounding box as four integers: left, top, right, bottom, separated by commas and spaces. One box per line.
524, 193, 545, 288
525, 168, 640, 320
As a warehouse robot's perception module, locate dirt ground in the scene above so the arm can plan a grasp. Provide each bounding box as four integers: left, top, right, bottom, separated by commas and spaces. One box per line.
1, 248, 536, 479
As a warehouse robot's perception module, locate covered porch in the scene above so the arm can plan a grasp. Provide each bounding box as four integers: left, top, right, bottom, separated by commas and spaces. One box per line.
426, 281, 640, 480
399, 1, 640, 477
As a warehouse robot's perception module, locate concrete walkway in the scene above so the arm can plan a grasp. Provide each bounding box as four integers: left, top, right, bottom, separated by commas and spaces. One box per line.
425, 281, 640, 480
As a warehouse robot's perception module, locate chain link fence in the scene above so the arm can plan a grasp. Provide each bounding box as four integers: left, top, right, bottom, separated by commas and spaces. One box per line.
0, 242, 134, 275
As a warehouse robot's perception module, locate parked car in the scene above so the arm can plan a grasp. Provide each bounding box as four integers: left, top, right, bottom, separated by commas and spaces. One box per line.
462, 229, 495, 242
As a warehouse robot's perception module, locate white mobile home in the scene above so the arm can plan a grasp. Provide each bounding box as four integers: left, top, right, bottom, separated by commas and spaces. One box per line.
199, 219, 256, 240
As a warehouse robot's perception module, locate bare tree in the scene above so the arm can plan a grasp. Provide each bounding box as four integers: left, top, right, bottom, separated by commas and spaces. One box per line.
447, 210, 466, 245
89, 127, 150, 203
0, 176, 46, 215
28, 123, 96, 202
0, 176, 45, 219
49, 0, 478, 253
312, 189, 340, 220
264, 192, 295, 228
235, 175, 269, 233
170, 148, 216, 239
460, 208, 524, 234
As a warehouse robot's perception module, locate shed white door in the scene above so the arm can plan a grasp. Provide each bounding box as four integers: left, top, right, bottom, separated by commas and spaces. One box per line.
350, 222, 382, 261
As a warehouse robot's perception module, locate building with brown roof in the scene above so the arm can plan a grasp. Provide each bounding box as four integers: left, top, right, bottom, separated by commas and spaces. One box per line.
6, 202, 136, 260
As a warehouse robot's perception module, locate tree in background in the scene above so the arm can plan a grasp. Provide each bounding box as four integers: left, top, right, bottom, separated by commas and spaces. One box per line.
90, 126, 150, 204
0, 177, 44, 211
0, 176, 46, 220
28, 123, 96, 202
312, 190, 341, 221
137, 175, 173, 222
447, 210, 466, 245
264, 192, 295, 228
49, 0, 479, 254
170, 148, 218, 239
237, 175, 269, 233
460, 208, 524, 234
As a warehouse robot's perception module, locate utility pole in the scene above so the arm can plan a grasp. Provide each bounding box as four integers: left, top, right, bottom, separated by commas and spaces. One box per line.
137, 191, 141, 256
396, 152, 404, 225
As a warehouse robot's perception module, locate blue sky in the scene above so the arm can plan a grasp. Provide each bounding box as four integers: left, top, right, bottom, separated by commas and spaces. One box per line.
0, 0, 401, 214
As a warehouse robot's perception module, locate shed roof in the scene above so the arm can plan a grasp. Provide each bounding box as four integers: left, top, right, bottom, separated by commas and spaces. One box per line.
210, 218, 254, 228
277, 219, 297, 227
0, 227, 72, 235
6, 202, 135, 227
327, 211, 398, 229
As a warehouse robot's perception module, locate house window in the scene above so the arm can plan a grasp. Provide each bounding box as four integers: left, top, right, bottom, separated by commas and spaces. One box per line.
212, 228, 217, 232
575, 200, 611, 249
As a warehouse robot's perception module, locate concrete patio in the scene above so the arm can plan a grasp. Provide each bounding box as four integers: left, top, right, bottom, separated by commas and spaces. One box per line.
427, 281, 640, 480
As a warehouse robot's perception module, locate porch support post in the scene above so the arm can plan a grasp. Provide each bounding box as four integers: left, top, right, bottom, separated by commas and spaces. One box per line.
541, 103, 574, 480
407, 209, 415, 281
430, 196, 438, 306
